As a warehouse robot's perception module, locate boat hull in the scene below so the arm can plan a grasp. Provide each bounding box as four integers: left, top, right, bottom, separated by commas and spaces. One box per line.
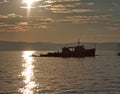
40, 49, 96, 57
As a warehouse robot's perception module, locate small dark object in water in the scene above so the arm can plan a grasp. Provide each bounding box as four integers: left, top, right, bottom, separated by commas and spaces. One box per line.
118, 53, 120, 56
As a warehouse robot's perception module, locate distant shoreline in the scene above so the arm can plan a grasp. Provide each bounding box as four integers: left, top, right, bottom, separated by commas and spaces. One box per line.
0, 41, 119, 51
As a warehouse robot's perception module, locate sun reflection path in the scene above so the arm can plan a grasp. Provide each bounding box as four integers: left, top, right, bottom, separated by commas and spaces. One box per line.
19, 51, 37, 94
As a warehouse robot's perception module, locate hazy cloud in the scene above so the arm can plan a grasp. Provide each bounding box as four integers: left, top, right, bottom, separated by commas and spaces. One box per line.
50, 8, 94, 14
0, 14, 54, 32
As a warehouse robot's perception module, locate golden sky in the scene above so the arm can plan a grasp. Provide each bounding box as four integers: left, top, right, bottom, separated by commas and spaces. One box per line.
0, 0, 120, 43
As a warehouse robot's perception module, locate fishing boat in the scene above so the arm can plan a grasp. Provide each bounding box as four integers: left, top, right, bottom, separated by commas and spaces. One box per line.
40, 41, 96, 57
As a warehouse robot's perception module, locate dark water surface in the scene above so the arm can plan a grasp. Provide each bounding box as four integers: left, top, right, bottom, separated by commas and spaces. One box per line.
0, 51, 120, 94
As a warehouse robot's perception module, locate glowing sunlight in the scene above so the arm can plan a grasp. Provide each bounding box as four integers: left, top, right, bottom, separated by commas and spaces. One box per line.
22, 0, 34, 8
22, 0, 42, 8
21, 0, 41, 16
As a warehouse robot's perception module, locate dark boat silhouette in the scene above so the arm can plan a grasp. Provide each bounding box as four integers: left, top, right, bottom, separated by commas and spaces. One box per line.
40, 41, 96, 57
118, 53, 120, 56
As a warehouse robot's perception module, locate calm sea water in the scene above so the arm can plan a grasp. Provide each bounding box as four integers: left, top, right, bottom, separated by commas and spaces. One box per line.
0, 51, 120, 94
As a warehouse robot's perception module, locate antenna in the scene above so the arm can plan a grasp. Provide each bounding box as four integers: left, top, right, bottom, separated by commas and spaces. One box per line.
77, 39, 80, 46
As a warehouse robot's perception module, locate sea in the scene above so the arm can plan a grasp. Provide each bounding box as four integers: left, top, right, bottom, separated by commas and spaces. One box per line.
0, 51, 120, 94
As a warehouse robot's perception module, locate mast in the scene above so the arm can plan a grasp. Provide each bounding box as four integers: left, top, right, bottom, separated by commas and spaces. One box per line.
77, 39, 80, 46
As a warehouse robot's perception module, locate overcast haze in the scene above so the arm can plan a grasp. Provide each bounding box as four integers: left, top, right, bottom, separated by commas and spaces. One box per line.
0, 0, 120, 43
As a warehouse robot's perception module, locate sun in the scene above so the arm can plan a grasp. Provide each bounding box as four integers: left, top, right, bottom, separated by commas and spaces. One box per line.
22, 0, 42, 8
21, 0, 42, 16
22, 0, 35, 8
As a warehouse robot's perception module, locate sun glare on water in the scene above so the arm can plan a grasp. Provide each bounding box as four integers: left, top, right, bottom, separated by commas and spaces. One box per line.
19, 51, 37, 94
